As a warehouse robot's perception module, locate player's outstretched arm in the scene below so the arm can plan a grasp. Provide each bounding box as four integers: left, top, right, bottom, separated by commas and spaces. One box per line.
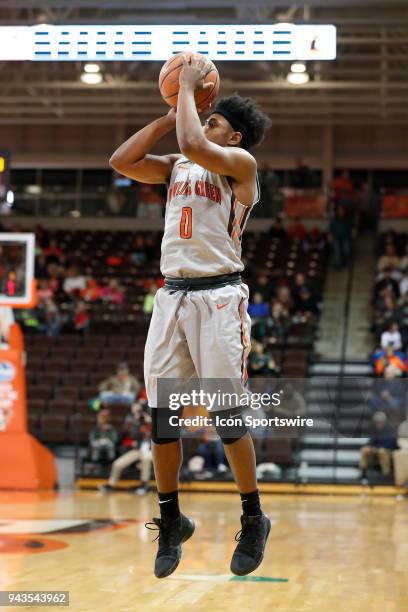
176, 55, 256, 184
109, 109, 181, 184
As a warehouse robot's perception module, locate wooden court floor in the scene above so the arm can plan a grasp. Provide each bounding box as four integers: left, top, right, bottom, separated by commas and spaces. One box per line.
1, 490, 407, 612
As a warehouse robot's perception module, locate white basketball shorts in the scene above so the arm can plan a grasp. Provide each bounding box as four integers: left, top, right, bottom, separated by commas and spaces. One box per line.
144, 283, 252, 408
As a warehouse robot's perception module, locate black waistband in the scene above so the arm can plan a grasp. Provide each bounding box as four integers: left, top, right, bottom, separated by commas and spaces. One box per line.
164, 272, 242, 291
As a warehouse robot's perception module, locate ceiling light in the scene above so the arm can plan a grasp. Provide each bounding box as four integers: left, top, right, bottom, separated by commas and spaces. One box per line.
84, 63, 101, 74
80, 72, 103, 85
287, 71, 310, 85
290, 62, 306, 73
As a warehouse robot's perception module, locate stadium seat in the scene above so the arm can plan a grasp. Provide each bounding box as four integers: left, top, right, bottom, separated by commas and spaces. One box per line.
39, 414, 69, 444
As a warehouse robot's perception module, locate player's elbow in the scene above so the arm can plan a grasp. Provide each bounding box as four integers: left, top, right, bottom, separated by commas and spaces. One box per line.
109, 154, 120, 170
179, 137, 206, 158
109, 154, 125, 172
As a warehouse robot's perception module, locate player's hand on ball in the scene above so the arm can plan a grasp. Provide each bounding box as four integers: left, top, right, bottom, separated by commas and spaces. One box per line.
179, 53, 214, 92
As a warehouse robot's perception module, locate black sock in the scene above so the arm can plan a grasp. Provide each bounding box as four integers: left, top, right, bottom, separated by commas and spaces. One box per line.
158, 490, 180, 520
240, 489, 261, 516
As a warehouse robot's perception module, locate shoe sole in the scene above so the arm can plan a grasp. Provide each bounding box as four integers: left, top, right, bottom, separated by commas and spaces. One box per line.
155, 518, 195, 579
230, 518, 271, 577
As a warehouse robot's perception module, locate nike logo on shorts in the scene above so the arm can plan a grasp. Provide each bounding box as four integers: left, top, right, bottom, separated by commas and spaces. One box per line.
216, 303, 229, 310
158, 499, 172, 504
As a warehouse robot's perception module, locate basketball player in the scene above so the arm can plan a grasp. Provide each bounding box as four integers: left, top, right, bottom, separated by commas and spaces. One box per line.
110, 54, 271, 578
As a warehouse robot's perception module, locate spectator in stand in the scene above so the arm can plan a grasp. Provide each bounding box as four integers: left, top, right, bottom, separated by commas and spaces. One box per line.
287, 217, 306, 241
44, 238, 64, 266
290, 272, 310, 302
74, 301, 90, 334
99, 401, 152, 494
372, 345, 406, 377
248, 292, 271, 340
196, 425, 228, 474
377, 244, 401, 273
399, 268, 408, 297
63, 265, 87, 297
292, 286, 319, 319
130, 235, 147, 265
99, 362, 141, 407
359, 411, 397, 479
35, 254, 48, 280
329, 206, 351, 269
36, 279, 54, 306
248, 292, 270, 318
291, 157, 312, 189
268, 216, 286, 241
276, 286, 292, 315
89, 409, 118, 463
373, 292, 399, 338
332, 170, 355, 225
143, 285, 157, 315
381, 321, 403, 351
80, 277, 102, 303
39, 297, 62, 337
100, 278, 125, 305
251, 273, 274, 301
368, 365, 406, 415
374, 270, 400, 301
248, 341, 280, 377
270, 300, 290, 340
46, 263, 63, 296
302, 228, 327, 253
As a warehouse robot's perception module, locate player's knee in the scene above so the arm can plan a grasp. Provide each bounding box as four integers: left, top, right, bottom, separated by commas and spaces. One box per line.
214, 407, 248, 445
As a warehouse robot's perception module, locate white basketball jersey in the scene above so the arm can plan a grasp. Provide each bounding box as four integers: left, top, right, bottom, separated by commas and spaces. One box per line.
160, 157, 260, 278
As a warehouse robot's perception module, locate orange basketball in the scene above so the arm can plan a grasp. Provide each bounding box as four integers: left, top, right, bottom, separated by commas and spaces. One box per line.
159, 51, 220, 111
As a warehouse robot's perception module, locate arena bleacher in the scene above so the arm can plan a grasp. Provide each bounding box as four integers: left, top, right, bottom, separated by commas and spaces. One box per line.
15, 226, 329, 477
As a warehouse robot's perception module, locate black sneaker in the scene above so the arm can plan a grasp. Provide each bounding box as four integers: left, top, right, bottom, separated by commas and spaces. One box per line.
230, 513, 271, 576
145, 513, 195, 579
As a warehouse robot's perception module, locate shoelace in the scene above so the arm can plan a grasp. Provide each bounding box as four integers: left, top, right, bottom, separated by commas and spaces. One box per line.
145, 519, 179, 551
145, 519, 162, 542
234, 521, 262, 556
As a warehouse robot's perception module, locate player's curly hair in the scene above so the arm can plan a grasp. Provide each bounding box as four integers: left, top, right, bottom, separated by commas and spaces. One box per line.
210, 93, 271, 150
